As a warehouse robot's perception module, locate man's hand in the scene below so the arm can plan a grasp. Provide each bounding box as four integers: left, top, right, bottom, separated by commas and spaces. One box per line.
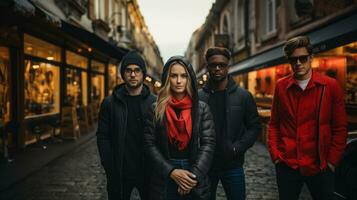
327, 162, 335, 172
170, 169, 197, 191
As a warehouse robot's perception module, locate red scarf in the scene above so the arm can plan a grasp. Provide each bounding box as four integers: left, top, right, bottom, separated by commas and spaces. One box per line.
165, 95, 192, 150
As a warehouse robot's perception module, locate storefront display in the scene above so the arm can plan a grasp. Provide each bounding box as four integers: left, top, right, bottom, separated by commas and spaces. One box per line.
24, 60, 60, 118
91, 74, 105, 102
65, 69, 87, 107
24, 34, 61, 62
65, 51, 88, 107
108, 63, 117, 95
0, 47, 10, 123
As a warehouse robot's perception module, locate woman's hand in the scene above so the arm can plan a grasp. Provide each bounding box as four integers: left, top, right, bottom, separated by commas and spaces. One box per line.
178, 186, 191, 196
170, 169, 197, 191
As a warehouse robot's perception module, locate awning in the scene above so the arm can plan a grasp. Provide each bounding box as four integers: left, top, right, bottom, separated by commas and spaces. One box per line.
230, 12, 357, 75
229, 44, 285, 75
61, 21, 128, 61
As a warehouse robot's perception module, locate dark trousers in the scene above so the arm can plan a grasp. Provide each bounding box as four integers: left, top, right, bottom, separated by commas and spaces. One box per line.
275, 163, 334, 200
106, 174, 148, 200
209, 167, 246, 200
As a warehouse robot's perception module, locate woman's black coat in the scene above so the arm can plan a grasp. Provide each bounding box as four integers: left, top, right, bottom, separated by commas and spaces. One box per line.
143, 56, 216, 200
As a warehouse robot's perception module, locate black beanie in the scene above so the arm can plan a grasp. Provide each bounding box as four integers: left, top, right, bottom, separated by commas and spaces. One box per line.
120, 51, 146, 77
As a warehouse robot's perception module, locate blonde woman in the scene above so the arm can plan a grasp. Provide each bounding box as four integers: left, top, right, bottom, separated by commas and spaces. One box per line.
144, 56, 216, 200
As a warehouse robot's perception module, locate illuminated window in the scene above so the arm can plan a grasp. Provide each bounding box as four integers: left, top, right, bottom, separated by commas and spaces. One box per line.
24, 34, 61, 62
0, 46, 10, 123
108, 63, 118, 94
91, 60, 105, 73
65, 68, 88, 107
24, 60, 60, 118
66, 51, 88, 69
91, 74, 105, 102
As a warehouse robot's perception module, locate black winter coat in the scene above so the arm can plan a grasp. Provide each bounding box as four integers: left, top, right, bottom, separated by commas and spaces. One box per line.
144, 101, 215, 200
143, 56, 216, 200
96, 84, 156, 197
199, 76, 262, 169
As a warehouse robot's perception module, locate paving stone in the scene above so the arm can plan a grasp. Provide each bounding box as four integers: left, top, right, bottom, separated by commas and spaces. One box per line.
0, 139, 313, 199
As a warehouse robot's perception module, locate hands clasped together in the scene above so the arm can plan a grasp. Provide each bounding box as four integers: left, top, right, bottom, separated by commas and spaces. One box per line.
170, 169, 198, 196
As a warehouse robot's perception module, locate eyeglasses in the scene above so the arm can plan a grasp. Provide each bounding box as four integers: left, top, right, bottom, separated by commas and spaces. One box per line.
124, 68, 142, 75
207, 63, 229, 69
288, 55, 310, 64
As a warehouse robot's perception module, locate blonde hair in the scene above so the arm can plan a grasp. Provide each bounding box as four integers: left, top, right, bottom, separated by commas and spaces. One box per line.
154, 61, 193, 121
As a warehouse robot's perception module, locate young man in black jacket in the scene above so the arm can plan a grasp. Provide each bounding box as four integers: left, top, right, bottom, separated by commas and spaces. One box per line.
199, 47, 261, 200
96, 51, 156, 200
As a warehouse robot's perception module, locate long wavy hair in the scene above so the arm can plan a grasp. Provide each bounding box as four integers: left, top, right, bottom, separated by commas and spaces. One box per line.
154, 61, 194, 122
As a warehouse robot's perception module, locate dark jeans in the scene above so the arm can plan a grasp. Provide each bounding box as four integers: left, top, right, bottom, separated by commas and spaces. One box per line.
106, 174, 148, 200
167, 159, 195, 200
275, 162, 334, 200
209, 167, 246, 200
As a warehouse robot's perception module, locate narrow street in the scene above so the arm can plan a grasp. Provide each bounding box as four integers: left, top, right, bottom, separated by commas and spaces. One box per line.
1, 138, 312, 200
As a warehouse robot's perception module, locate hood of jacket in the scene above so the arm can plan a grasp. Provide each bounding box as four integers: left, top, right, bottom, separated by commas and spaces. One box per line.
161, 55, 198, 102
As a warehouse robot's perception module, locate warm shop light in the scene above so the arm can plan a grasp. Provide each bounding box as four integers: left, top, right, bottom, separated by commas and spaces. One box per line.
202, 74, 208, 81
46, 56, 54, 60
146, 76, 152, 82
154, 81, 161, 88
32, 65, 40, 69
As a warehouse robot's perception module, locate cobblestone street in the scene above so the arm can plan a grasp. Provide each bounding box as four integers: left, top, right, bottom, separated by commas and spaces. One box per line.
1, 138, 312, 200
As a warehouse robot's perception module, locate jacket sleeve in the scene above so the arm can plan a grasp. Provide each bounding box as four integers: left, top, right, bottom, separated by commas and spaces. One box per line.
96, 97, 114, 169
232, 92, 261, 154
327, 81, 348, 165
190, 103, 216, 180
143, 105, 174, 178
267, 86, 283, 162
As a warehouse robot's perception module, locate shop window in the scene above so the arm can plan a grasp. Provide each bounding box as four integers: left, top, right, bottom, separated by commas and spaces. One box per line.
24, 60, 60, 118
0, 47, 10, 123
108, 63, 117, 94
248, 64, 291, 99
91, 60, 105, 73
65, 68, 88, 107
313, 42, 357, 104
91, 74, 105, 103
24, 34, 61, 62
66, 51, 88, 69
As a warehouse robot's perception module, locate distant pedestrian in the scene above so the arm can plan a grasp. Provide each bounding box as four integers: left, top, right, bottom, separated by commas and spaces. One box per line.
144, 56, 215, 200
199, 47, 261, 200
96, 51, 156, 200
268, 36, 348, 200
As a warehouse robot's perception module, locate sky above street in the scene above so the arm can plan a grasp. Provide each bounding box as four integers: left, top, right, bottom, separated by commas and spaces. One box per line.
137, 0, 215, 63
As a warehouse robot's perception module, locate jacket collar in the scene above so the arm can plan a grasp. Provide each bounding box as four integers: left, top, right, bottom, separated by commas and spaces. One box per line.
112, 83, 151, 101
203, 75, 237, 94
286, 71, 327, 90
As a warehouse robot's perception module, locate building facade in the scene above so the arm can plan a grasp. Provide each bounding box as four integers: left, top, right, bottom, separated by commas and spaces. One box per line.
0, 0, 162, 153
186, 0, 357, 137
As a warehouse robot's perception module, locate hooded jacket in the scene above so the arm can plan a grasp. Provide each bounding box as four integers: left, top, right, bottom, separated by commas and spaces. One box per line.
199, 76, 262, 169
96, 83, 156, 198
144, 56, 216, 200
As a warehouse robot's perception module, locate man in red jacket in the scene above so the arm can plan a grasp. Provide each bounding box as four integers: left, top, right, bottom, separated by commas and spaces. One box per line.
268, 36, 348, 200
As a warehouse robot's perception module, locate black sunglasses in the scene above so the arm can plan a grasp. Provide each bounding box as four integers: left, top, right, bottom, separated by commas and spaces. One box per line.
288, 55, 310, 64
207, 63, 229, 69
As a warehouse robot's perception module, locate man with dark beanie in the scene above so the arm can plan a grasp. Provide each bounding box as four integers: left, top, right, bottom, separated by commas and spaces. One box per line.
198, 47, 261, 200
97, 50, 155, 200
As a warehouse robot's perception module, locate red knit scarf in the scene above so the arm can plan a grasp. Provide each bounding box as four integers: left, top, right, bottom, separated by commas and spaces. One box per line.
165, 95, 193, 150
